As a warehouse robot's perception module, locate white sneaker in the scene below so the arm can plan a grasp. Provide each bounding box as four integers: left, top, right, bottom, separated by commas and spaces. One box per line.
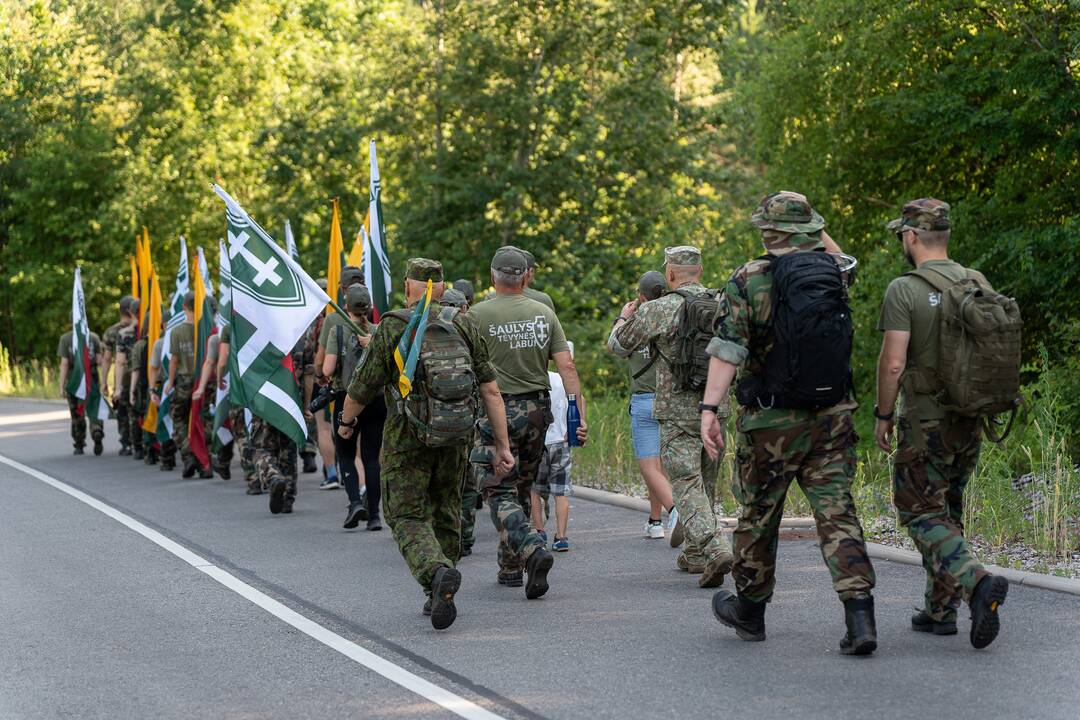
667, 508, 685, 548
320, 476, 341, 490
644, 520, 665, 540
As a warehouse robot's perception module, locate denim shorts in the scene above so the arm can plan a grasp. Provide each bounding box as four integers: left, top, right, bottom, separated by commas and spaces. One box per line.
629, 393, 660, 460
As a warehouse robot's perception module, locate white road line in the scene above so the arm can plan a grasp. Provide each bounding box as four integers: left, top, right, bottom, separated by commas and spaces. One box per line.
0, 453, 506, 720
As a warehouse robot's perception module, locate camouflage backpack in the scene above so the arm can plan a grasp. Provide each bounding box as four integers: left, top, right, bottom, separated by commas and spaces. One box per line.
902, 267, 1022, 444
334, 323, 366, 388
664, 287, 721, 392
387, 306, 478, 446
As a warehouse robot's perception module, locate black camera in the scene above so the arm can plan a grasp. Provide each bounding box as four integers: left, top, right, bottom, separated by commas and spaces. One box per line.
308, 384, 334, 413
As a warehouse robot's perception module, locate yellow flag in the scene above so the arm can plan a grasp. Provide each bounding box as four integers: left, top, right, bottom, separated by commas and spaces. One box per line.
138, 227, 152, 328
129, 254, 138, 298
347, 231, 363, 268
326, 198, 344, 313
141, 273, 163, 434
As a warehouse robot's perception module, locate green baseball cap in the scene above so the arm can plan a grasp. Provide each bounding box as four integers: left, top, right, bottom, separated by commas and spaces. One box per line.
751, 191, 826, 233
491, 247, 528, 276
406, 258, 444, 283
887, 198, 951, 233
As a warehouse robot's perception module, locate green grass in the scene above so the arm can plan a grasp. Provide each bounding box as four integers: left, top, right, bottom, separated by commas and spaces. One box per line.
0, 344, 58, 400
576, 389, 1080, 565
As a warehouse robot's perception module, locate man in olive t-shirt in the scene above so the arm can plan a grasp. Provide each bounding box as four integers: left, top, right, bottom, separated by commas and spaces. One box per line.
167, 291, 209, 477
468, 247, 587, 599
875, 198, 1008, 649
57, 329, 105, 455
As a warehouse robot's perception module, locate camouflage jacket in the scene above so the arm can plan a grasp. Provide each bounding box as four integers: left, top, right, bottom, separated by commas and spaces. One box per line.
117, 323, 139, 389
706, 248, 856, 433
103, 320, 125, 357
609, 282, 725, 422
347, 303, 497, 453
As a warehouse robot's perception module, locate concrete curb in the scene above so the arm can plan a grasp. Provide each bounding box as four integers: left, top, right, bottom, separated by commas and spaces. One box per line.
575, 485, 1080, 596
0, 397, 66, 406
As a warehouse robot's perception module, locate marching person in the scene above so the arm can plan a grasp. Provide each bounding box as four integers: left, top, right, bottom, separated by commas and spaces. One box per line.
57, 326, 105, 456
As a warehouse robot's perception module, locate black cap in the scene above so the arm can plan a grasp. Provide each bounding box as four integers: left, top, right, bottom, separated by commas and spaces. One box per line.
346, 284, 372, 313
637, 271, 666, 301
452, 279, 475, 304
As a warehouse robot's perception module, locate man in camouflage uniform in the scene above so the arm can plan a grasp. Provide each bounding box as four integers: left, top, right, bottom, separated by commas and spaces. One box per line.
216, 322, 258, 492
166, 292, 211, 479
441, 287, 481, 556
470, 247, 587, 598
875, 198, 1009, 649
700, 191, 877, 655
57, 327, 105, 455
116, 299, 144, 460
338, 259, 514, 629
253, 334, 312, 514
102, 295, 135, 454
610, 246, 734, 588
129, 317, 157, 465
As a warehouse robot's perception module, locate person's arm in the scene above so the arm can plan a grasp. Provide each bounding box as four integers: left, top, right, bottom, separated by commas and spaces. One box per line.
607, 299, 645, 355
113, 351, 126, 402
700, 357, 738, 459
100, 344, 113, 397
700, 283, 749, 459
550, 350, 587, 445
338, 323, 388, 438
478, 380, 515, 476
130, 367, 140, 405
874, 330, 910, 452
216, 342, 229, 390
165, 349, 177, 396
59, 358, 70, 398
303, 372, 315, 420
322, 353, 338, 379
193, 353, 215, 401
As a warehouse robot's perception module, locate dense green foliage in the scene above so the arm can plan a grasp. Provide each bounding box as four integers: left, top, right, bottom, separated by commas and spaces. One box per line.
2, 0, 1078, 450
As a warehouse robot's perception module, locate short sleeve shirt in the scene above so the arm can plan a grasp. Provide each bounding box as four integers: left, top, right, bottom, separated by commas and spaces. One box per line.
524, 287, 555, 311
627, 344, 657, 395
150, 339, 164, 369
468, 293, 569, 395
206, 333, 221, 363
169, 322, 197, 376
58, 331, 102, 362
103, 321, 124, 354
318, 312, 348, 349
877, 259, 987, 421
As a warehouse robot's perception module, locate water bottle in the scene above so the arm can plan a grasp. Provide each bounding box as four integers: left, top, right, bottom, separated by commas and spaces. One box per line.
566, 394, 581, 448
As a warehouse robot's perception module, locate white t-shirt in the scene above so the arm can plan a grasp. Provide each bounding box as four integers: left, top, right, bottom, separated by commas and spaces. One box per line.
546, 371, 568, 444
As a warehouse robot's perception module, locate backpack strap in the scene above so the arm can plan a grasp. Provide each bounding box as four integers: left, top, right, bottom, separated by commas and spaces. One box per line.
630, 345, 659, 380
904, 266, 958, 294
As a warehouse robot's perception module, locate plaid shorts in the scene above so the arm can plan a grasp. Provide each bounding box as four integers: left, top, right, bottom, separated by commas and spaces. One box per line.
534, 441, 573, 497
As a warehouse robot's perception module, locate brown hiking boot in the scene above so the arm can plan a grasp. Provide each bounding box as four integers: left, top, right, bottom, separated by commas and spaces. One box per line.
676, 554, 705, 574
699, 550, 734, 588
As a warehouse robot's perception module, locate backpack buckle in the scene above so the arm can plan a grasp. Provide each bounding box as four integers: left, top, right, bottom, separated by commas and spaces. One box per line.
756, 395, 775, 410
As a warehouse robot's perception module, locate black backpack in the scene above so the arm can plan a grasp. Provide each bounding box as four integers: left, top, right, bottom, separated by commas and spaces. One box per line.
748, 251, 853, 410
666, 287, 721, 392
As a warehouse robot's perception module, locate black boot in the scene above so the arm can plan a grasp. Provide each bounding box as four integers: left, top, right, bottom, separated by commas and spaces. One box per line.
92, 432, 104, 456
840, 597, 878, 656
712, 590, 766, 641
73, 445, 85, 456
301, 453, 317, 474
911, 609, 958, 636
969, 574, 1009, 649
145, 448, 158, 465
429, 565, 462, 630
524, 547, 554, 599
134, 446, 145, 460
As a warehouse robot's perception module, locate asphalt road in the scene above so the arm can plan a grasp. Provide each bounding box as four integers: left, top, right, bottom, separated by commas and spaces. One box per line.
2, 398, 1079, 720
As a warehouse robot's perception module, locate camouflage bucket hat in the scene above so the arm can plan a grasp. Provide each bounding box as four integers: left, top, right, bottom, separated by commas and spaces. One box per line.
751, 191, 826, 234
886, 198, 951, 233
405, 258, 444, 283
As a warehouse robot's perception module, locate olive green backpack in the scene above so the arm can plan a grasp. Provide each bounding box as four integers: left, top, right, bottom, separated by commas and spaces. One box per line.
901, 267, 1023, 446
386, 306, 478, 446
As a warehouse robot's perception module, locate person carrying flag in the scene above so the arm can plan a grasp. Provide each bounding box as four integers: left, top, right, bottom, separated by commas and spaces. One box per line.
102, 295, 136, 455
165, 291, 211, 479
57, 326, 105, 456
117, 299, 144, 460
337, 258, 514, 630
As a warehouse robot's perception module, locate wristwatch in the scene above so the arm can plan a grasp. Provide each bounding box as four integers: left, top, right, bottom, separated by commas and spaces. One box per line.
873, 405, 895, 421
699, 403, 720, 415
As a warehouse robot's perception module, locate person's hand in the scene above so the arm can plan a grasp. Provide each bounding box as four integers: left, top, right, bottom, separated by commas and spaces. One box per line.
875, 418, 895, 453
150, 389, 160, 406
493, 445, 515, 478
192, 386, 204, 401
218, 376, 227, 391
112, 389, 122, 404
620, 299, 639, 320
701, 411, 725, 461
337, 423, 354, 439
575, 420, 588, 447
303, 409, 314, 421
128, 391, 136, 406
59, 385, 66, 399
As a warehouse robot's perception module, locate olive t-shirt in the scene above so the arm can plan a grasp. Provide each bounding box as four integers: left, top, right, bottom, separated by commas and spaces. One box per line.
524, 287, 555, 311
469, 293, 569, 395
150, 338, 164, 369
325, 319, 371, 392
169, 322, 197, 376
877, 259, 988, 421
627, 344, 657, 395
58, 331, 102, 361
318, 312, 348, 349
205, 333, 221, 362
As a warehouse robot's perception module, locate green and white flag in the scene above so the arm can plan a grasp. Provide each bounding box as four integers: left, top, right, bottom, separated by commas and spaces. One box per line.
214, 184, 330, 444
67, 267, 111, 422
213, 239, 233, 447
363, 139, 392, 318
158, 236, 190, 440
284, 219, 300, 264
197, 246, 214, 297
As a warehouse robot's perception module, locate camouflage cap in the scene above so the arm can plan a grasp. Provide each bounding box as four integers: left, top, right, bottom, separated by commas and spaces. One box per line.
442, 288, 468, 308
750, 191, 825, 233
637, 270, 666, 300
405, 258, 444, 283
341, 265, 364, 287
664, 245, 702, 266
886, 198, 951, 233
119, 295, 135, 314
491, 246, 528, 276
452, 279, 475, 304
346, 284, 372, 312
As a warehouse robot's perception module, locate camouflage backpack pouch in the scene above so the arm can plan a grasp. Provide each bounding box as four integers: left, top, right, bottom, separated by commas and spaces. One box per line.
396, 306, 478, 447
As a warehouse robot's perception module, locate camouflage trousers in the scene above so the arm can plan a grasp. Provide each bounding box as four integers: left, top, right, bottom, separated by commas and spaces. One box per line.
460, 461, 480, 552
472, 395, 552, 571
65, 394, 104, 449
302, 414, 318, 461
219, 407, 256, 484
384, 443, 467, 589
250, 416, 297, 499
894, 417, 986, 622
170, 379, 196, 470
124, 381, 142, 453
658, 419, 731, 566
732, 411, 875, 603
114, 394, 131, 447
